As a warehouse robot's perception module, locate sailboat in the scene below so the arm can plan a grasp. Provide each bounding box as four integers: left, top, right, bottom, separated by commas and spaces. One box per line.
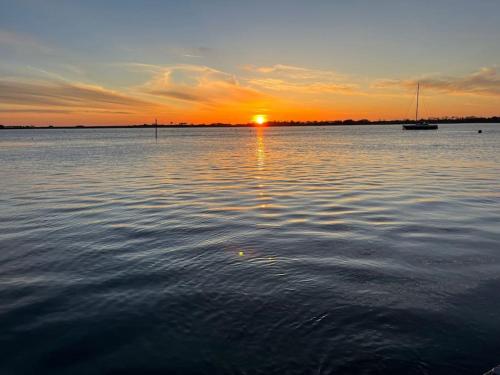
403, 83, 438, 130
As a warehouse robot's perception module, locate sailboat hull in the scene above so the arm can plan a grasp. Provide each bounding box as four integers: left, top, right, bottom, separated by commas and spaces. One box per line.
403, 124, 438, 130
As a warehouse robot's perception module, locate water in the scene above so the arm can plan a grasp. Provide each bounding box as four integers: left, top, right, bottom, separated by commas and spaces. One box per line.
1, 124, 499, 374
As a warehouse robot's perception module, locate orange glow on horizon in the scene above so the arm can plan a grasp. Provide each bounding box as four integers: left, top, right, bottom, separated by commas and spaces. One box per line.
3, 89, 499, 126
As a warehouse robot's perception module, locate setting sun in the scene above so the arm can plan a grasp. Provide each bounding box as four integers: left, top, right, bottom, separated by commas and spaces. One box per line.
253, 114, 267, 125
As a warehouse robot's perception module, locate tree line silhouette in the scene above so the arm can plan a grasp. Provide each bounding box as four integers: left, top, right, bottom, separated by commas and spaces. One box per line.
1, 116, 499, 129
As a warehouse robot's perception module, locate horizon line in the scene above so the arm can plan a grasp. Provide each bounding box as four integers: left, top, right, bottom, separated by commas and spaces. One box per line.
1, 116, 499, 129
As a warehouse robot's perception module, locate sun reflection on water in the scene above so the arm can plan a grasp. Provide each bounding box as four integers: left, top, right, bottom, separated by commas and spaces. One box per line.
256, 127, 265, 169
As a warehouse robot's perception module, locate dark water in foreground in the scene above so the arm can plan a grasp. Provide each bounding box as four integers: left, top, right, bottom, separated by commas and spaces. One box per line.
1, 124, 499, 374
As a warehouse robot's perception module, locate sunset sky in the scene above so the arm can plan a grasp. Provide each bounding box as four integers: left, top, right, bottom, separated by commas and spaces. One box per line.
1, 0, 499, 125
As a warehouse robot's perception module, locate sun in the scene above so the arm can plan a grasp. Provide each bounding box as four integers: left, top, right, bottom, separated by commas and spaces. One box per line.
253, 114, 267, 125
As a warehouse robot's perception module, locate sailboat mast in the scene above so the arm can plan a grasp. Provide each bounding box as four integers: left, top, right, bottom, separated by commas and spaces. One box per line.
415, 83, 420, 123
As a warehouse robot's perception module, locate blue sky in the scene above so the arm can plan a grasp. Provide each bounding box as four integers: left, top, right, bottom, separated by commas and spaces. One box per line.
1, 0, 499, 124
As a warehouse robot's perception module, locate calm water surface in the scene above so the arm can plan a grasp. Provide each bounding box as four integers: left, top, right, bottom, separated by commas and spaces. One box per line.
1, 124, 499, 374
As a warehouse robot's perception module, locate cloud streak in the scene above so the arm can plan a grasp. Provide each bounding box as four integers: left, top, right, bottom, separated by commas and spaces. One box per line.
374, 67, 500, 97
0, 78, 153, 113
244, 64, 358, 94
141, 64, 269, 106
248, 78, 358, 94
0, 30, 53, 54
243, 64, 345, 80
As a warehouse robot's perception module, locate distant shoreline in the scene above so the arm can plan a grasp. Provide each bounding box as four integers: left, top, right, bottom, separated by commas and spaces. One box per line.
1, 117, 499, 129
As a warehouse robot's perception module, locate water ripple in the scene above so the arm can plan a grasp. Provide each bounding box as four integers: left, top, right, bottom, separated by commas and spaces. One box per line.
0, 124, 499, 374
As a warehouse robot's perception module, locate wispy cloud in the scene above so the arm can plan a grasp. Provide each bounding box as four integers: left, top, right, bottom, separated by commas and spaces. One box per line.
244, 64, 359, 94
0, 78, 152, 113
140, 64, 269, 106
182, 54, 203, 58
0, 30, 52, 54
374, 66, 500, 96
244, 64, 345, 80
248, 78, 358, 94
181, 47, 214, 58
0, 108, 72, 114
117, 62, 165, 74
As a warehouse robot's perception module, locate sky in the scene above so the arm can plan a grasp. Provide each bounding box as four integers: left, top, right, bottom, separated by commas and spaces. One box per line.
1, 0, 499, 125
